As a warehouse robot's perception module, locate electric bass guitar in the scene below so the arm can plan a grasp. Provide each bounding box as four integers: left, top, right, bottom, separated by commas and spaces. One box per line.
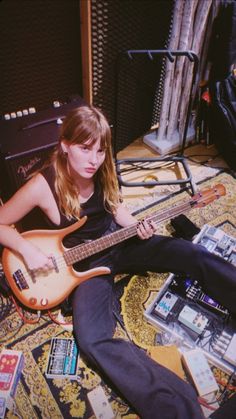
2, 184, 225, 311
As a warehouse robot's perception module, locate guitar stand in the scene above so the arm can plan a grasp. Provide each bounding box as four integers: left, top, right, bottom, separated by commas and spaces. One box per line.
116, 155, 197, 195
114, 50, 199, 196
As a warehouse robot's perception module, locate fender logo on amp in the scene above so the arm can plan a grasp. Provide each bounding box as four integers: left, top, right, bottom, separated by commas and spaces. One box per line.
17, 156, 41, 178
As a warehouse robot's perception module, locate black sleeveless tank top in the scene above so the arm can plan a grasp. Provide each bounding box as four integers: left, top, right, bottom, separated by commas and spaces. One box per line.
40, 166, 114, 248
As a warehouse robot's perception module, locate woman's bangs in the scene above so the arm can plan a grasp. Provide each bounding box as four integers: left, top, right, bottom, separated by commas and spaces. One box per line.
69, 110, 110, 149
71, 125, 94, 145
82, 127, 109, 150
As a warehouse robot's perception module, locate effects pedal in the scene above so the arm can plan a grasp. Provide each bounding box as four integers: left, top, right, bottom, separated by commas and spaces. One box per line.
182, 349, 219, 396
45, 337, 79, 379
178, 305, 208, 335
87, 386, 115, 419
154, 291, 178, 319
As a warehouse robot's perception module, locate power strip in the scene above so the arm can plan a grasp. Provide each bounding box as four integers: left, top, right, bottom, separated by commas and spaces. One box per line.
182, 349, 219, 397
87, 386, 115, 419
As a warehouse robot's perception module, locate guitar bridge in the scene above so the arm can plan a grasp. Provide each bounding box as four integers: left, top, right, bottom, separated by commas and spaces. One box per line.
13, 269, 29, 291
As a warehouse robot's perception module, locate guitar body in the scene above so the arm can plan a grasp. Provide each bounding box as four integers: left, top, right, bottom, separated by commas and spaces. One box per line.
2, 219, 110, 311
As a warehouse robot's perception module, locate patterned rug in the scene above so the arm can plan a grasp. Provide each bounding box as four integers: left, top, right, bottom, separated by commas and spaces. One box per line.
1, 171, 236, 418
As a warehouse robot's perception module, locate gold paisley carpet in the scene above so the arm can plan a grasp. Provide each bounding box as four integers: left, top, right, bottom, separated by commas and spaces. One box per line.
1, 171, 236, 419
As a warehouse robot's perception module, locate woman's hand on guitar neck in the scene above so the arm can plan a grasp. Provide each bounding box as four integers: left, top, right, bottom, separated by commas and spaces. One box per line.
114, 204, 157, 240
136, 218, 157, 240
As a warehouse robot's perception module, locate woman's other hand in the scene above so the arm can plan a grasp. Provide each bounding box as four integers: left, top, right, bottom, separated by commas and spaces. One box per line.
136, 218, 157, 240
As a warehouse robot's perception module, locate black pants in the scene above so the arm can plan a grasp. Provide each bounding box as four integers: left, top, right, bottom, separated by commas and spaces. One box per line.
72, 234, 236, 418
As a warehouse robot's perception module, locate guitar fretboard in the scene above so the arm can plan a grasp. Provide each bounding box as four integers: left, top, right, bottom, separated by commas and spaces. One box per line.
63, 199, 194, 266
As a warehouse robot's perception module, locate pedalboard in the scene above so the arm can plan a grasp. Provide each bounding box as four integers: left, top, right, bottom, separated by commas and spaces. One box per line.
194, 224, 236, 266
144, 224, 236, 374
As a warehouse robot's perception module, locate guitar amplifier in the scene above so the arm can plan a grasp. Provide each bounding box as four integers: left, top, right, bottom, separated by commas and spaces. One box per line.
0, 95, 86, 230
0, 95, 86, 197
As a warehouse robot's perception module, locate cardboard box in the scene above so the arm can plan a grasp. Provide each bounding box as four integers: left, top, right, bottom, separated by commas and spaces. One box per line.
0, 349, 24, 418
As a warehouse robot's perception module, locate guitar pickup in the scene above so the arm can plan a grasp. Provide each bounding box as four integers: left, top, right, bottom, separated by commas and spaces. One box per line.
50, 256, 59, 273
13, 269, 29, 291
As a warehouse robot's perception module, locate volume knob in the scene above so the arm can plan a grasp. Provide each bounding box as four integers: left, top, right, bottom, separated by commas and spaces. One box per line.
41, 298, 48, 307
29, 297, 37, 306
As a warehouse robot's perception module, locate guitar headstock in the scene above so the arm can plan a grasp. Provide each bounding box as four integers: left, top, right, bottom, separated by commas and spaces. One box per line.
192, 184, 226, 208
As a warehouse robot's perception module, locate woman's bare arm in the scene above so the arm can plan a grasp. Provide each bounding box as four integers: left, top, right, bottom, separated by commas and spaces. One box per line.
0, 174, 54, 270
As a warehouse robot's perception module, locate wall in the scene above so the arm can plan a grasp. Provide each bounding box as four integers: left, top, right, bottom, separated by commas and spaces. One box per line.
0, 0, 83, 115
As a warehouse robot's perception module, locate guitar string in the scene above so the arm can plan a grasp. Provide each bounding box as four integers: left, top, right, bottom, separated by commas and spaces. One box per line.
16, 188, 221, 284
64, 187, 221, 266
64, 201, 192, 264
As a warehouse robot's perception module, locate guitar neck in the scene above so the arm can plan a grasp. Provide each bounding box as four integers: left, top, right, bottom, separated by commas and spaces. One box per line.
64, 198, 193, 266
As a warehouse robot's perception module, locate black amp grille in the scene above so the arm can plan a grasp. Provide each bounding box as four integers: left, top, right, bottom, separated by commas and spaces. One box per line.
90, 0, 173, 151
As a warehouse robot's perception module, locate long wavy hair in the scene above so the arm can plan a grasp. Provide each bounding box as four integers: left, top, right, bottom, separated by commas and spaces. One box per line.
51, 105, 120, 220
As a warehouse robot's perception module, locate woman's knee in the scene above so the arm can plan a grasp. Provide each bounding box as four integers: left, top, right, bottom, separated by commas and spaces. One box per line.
73, 318, 113, 361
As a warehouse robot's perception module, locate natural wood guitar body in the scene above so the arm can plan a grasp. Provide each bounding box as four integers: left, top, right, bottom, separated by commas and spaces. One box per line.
2, 219, 110, 310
